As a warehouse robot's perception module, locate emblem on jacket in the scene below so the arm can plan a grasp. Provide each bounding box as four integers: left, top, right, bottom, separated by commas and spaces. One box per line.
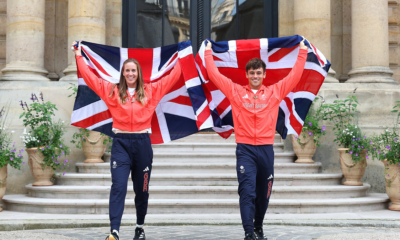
112, 161, 117, 169
261, 94, 266, 100
242, 94, 249, 99
240, 165, 245, 174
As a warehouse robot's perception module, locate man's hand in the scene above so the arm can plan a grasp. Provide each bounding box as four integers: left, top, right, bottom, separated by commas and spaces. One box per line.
71, 41, 82, 56
299, 37, 308, 50
205, 40, 212, 51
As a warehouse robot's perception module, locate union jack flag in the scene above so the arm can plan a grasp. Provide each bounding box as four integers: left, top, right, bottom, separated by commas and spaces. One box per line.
195, 35, 330, 139
70, 41, 213, 144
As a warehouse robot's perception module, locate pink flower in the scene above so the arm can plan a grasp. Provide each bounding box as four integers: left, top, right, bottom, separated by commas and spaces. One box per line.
63, 172, 65, 176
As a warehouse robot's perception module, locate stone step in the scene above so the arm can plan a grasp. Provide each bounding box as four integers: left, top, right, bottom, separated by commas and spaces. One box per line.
149, 152, 295, 163
55, 173, 343, 186
153, 152, 296, 163
151, 142, 284, 153
25, 184, 370, 200
2, 193, 389, 214
76, 162, 321, 174
172, 133, 282, 143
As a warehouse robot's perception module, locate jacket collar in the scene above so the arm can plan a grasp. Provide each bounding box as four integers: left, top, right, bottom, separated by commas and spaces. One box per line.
245, 84, 266, 93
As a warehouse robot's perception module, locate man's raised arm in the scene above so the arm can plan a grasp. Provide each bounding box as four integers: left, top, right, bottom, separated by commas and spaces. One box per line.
204, 40, 237, 100
273, 38, 309, 100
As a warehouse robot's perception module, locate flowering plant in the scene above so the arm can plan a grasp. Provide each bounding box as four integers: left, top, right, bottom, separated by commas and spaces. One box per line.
321, 95, 372, 162
19, 93, 70, 171
370, 101, 400, 165
0, 105, 24, 169
296, 97, 326, 148
321, 95, 359, 147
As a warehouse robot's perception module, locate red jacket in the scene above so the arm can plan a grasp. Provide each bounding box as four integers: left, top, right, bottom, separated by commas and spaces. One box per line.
205, 49, 308, 145
76, 55, 182, 132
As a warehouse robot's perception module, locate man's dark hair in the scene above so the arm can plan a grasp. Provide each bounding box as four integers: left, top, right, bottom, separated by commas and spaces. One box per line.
245, 58, 266, 73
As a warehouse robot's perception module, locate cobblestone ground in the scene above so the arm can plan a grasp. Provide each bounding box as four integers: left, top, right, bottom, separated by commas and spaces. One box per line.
0, 225, 400, 240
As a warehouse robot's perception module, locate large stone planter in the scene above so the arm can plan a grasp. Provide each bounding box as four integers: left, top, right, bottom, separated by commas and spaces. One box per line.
82, 130, 107, 163
27, 148, 54, 186
0, 164, 7, 211
382, 160, 400, 211
338, 148, 367, 186
291, 134, 316, 163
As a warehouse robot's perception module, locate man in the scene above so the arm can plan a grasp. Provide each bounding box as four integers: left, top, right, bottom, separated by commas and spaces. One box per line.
204, 38, 308, 240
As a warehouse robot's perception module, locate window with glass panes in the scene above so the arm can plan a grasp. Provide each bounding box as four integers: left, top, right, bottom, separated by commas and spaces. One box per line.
122, 0, 278, 53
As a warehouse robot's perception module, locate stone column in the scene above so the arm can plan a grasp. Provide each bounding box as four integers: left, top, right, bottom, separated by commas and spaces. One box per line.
347, 0, 395, 83
0, 0, 49, 81
106, 0, 122, 47
45, 0, 59, 80
341, 0, 352, 81
331, 0, 343, 80
294, 0, 339, 83
0, 0, 7, 78
278, 0, 294, 37
60, 0, 106, 81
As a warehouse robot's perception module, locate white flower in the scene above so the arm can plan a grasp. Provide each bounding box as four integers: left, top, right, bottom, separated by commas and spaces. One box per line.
11, 130, 15, 133
23, 128, 27, 134
355, 126, 358, 128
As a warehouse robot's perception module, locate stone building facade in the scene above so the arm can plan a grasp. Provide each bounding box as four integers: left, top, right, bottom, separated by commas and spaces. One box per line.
0, 0, 399, 194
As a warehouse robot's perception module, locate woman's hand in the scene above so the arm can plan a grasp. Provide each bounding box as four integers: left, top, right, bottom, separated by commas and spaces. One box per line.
71, 41, 82, 56
299, 37, 308, 50
205, 40, 212, 51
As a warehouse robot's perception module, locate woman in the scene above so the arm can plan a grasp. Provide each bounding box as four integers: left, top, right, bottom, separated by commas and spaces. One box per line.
72, 41, 182, 240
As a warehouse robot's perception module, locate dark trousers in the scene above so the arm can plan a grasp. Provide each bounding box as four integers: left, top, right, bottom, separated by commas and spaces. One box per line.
236, 143, 274, 235
109, 133, 153, 231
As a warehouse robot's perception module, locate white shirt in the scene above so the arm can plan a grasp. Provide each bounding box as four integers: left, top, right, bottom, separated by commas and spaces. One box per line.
128, 87, 135, 96
252, 89, 258, 94
112, 87, 152, 134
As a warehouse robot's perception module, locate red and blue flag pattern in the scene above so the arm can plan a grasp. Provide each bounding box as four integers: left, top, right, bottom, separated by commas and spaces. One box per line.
195, 35, 330, 139
70, 41, 213, 144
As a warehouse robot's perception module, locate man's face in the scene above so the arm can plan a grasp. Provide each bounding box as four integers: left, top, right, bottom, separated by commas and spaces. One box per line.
246, 67, 266, 89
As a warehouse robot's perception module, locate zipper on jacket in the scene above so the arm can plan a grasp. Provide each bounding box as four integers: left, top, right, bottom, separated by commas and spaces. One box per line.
253, 91, 257, 145
131, 94, 134, 131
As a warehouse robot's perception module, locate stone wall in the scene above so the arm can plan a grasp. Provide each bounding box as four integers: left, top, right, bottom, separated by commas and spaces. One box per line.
0, 0, 6, 78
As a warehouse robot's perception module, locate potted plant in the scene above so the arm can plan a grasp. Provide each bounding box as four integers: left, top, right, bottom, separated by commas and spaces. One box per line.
71, 128, 112, 163
68, 84, 112, 163
371, 100, 400, 211
292, 97, 326, 163
19, 93, 70, 186
0, 105, 24, 211
321, 95, 371, 186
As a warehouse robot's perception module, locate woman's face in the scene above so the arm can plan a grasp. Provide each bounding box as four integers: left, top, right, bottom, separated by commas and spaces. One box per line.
123, 62, 138, 88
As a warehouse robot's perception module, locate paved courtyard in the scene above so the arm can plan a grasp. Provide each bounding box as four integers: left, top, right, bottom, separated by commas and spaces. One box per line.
1, 225, 400, 240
